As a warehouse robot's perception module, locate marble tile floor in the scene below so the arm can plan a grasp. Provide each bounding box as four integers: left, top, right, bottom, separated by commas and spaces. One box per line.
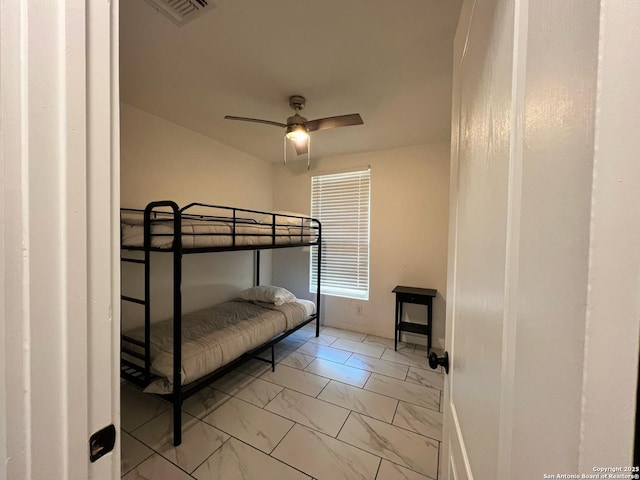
121, 325, 445, 480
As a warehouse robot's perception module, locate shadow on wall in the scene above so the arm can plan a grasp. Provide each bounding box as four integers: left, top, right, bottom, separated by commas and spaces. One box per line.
120, 250, 265, 330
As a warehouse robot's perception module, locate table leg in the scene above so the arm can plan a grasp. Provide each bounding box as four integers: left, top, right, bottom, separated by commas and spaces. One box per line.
427, 298, 433, 353
394, 297, 399, 351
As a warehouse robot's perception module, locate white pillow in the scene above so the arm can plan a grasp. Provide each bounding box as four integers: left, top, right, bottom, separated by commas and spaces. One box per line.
258, 211, 311, 226
239, 285, 297, 306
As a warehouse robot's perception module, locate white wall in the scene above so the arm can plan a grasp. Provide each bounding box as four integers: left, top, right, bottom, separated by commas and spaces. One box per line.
119, 105, 451, 346
120, 103, 276, 324
121, 103, 274, 210
271, 144, 450, 345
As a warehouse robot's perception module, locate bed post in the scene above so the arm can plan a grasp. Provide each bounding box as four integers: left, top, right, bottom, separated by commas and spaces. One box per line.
171, 202, 183, 446
143, 200, 183, 446
316, 223, 322, 338
143, 209, 152, 383
255, 250, 261, 286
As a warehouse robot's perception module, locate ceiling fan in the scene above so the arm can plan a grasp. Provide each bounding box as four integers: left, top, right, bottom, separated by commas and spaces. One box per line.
225, 95, 363, 167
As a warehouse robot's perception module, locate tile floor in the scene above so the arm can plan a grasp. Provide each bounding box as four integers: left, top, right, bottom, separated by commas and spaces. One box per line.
120, 325, 445, 480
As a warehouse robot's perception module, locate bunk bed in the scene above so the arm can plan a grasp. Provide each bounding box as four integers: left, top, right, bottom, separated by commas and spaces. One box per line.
120, 201, 321, 446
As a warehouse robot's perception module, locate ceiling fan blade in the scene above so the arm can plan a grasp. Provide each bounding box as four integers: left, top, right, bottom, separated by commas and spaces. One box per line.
305, 113, 363, 132
224, 115, 287, 128
293, 137, 309, 155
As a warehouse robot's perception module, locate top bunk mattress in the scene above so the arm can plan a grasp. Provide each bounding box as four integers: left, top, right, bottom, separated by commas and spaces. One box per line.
121, 206, 319, 250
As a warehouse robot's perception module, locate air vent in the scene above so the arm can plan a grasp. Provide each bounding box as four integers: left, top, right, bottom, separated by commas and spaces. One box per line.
144, 0, 215, 26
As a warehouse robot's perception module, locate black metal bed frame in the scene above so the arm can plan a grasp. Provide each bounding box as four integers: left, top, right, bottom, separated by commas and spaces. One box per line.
120, 200, 322, 446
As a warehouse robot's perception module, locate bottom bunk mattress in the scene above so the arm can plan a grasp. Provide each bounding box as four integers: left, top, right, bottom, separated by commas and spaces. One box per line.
123, 298, 315, 393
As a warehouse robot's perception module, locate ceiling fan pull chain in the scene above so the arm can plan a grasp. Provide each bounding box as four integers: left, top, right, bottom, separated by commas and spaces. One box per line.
307, 138, 310, 170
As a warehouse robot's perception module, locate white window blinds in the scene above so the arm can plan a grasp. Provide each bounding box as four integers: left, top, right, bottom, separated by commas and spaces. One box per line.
310, 168, 370, 300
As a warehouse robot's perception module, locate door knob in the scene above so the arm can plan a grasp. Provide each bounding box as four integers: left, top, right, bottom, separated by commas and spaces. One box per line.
428, 351, 449, 374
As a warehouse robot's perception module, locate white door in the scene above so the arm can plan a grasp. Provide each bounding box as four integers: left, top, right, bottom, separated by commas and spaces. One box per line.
441, 1, 640, 479
0, 1, 120, 478
443, 1, 516, 478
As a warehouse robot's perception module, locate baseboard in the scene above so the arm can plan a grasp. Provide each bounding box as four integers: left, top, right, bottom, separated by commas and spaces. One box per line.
402, 332, 445, 350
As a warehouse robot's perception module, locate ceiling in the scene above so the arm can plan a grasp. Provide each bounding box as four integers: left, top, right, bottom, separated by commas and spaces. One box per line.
119, 0, 462, 163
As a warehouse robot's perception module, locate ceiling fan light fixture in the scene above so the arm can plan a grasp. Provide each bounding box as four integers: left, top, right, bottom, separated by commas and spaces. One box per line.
224, 94, 362, 170
285, 124, 309, 141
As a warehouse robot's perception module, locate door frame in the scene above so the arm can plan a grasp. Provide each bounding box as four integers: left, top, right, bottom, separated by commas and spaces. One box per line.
441, 1, 640, 478
0, 1, 120, 478
577, 0, 640, 467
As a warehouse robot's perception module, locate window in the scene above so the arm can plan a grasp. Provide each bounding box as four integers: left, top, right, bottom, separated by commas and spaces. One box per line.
310, 168, 370, 300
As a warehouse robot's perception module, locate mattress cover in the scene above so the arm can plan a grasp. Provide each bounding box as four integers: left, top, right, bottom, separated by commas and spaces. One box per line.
123, 299, 311, 393
121, 215, 317, 249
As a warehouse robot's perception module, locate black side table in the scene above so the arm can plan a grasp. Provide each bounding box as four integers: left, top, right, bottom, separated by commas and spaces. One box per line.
393, 285, 437, 352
